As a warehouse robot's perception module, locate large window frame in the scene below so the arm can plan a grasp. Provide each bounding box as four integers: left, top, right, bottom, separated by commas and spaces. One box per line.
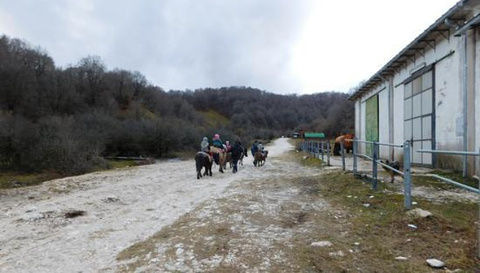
403, 68, 435, 166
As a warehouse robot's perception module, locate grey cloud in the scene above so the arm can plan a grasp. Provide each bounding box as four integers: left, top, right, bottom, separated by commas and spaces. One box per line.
1, 0, 312, 93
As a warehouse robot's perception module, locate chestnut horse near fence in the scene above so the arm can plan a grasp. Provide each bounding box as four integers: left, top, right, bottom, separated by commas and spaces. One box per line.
333, 133, 355, 155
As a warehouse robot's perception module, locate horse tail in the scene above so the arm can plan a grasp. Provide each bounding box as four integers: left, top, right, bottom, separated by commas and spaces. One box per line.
195, 152, 204, 179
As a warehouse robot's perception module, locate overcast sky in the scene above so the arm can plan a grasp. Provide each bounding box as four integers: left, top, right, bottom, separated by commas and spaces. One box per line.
0, 0, 460, 95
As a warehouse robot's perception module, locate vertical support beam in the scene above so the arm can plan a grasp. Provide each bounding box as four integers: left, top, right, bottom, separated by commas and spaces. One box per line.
341, 140, 346, 171
404, 140, 412, 209
462, 33, 468, 177
372, 142, 378, 190
477, 148, 480, 258
353, 138, 358, 176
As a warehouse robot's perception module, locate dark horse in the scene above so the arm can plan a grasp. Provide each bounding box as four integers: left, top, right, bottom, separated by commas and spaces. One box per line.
230, 144, 245, 173
195, 151, 212, 179
227, 147, 248, 169
238, 147, 248, 166
253, 150, 268, 167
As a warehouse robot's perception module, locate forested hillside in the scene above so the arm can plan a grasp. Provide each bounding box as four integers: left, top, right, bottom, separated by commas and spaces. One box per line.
0, 35, 353, 175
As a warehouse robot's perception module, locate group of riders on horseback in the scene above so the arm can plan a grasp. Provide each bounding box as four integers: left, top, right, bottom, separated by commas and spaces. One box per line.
195, 133, 268, 179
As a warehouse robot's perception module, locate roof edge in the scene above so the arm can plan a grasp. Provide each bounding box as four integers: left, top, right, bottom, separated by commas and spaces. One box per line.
348, 0, 467, 101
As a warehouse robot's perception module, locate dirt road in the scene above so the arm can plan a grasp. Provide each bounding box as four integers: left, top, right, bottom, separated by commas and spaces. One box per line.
1, 138, 331, 272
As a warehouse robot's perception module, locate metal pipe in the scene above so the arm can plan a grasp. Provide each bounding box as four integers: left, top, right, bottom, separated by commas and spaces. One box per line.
353, 138, 358, 176
373, 142, 378, 190
418, 149, 479, 156
424, 174, 480, 194
352, 139, 402, 148
463, 33, 468, 177
404, 141, 412, 209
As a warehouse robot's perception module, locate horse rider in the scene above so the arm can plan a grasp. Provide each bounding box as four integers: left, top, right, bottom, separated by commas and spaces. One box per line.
212, 134, 225, 151
251, 140, 258, 156
257, 141, 264, 155
200, 136, 210, 153
225, 140, 232, 152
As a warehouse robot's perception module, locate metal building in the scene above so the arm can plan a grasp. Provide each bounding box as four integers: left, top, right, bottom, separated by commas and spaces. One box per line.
349, 0, 480, 175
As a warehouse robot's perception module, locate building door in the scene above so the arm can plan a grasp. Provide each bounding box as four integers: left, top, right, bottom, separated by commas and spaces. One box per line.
404, 70, 434, 165
365, 95, 379, 156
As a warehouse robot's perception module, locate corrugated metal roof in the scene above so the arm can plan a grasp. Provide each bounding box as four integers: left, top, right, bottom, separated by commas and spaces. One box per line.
349, 0, 478, 101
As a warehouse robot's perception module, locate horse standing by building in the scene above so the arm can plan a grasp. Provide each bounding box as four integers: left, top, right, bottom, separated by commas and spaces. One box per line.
333, 133, 355, 155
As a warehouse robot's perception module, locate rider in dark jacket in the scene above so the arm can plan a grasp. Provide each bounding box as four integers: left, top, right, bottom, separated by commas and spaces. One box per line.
251, 140, 258, 156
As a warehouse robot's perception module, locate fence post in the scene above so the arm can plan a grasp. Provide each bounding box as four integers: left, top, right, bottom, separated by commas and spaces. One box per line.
403, 140, 412, 209
353, 138, 358, 176
372, 142, 378, 190
317, 142, 320, 159
341, 140, 346, 171
327, 141, 330, 166
478, 147, 480, 258
321, 141, 324, 161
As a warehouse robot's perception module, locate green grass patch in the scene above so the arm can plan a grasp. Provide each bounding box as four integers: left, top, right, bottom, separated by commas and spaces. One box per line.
106, 159, 140, 169
198, 109, 229, 127
0, 171, 61, 189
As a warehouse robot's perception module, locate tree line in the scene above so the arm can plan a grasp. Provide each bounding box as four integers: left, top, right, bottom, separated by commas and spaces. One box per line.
0, 34, 353, 176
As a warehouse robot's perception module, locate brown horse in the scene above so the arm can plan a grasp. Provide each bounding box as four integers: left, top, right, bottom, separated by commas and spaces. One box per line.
253, 150, 268, 167
209, 146, 227, 173
333, 133, 355, 155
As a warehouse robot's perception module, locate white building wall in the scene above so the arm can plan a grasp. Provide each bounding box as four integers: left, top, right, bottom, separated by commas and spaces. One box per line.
434, 38, 463, 151
355, 100, 361, 140
392, 83, 405, 161
360, 100, 366, 154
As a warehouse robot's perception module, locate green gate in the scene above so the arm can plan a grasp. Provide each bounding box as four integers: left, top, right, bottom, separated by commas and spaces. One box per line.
365, 95, 379, 155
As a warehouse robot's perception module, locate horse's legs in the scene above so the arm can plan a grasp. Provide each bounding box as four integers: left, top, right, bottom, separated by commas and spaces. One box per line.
232, 159, 238, 173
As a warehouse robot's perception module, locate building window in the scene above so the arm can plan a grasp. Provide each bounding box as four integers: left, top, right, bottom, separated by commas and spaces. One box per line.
404, 70, 433, 165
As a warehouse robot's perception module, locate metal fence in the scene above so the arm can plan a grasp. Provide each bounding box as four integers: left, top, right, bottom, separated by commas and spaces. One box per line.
301, 138, 479, 210
340, 139, 480, 208
339, 138, 480, 257
346, 139, 413, 209
300, 140, 331, 166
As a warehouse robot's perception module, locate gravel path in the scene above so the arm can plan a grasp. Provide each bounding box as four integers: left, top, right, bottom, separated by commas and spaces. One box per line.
0, 138, 306, 272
